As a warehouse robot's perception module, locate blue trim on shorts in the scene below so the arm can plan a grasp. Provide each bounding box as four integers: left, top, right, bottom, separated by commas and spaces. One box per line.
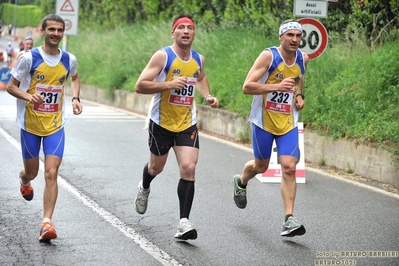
20, 128, 65, 159
252, 123, 299, 160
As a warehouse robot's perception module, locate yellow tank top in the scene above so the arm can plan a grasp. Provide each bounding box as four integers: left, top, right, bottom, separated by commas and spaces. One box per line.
150, 46, 202, 132
249, 47, 305, 135
24, 48, 70, 136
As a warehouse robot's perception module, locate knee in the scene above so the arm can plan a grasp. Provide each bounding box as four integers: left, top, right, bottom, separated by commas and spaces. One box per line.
250, 159, 269, 174
148, 164, 163, 176
179, 162, 196, 176
45, 168, 58, 182
255, 164, 269, 174
23, 169, 38, 180
281, 163, 296, 178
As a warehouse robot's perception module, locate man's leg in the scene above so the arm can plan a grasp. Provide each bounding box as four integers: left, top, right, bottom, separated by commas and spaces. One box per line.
233, 123, 274, 209
43, 155, 62, 219
174, 145, 198, 217
279, 156, 298, 216
135, 119, 170, 215
135, 152, 168, 215
20, 129, 41, 201
241, 158, 270, 185
21, 157, 39, 182
173, 145, 198, 240
276, 128, 305, 237
19, 157, 39, 201
39, 129, 65, 241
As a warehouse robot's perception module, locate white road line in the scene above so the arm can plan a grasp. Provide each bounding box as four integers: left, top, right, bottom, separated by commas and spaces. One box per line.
0, 126, 182, 266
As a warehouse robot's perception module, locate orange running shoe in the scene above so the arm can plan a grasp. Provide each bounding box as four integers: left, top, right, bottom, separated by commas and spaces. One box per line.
39, 222, 57, 242
20, 183, 34, 201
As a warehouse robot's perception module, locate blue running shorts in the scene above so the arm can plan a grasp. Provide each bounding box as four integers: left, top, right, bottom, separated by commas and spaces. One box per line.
20, 128, 65, 159
252, 123, 299, 160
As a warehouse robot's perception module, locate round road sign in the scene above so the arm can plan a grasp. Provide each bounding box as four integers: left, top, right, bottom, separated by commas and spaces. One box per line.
64, 19, 72, 31
298, 18, 328, 60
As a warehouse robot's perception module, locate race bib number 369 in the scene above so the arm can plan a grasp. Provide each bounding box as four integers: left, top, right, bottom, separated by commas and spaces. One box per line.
265, 90, 294, 114
33, 84, 63, 113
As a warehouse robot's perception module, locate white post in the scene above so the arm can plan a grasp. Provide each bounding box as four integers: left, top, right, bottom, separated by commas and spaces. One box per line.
62, 35, 68, 51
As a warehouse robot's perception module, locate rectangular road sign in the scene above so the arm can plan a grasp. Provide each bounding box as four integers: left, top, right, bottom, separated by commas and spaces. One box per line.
56, 0, 79, 35
294, 0, 328, 18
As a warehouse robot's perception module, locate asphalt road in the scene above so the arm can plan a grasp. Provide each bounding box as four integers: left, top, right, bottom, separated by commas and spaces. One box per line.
1, 87, 398, 266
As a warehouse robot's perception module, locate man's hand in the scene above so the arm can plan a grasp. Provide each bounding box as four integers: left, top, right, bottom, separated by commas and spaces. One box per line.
278, 77, 295, 92
295, 95, 305, 110
72, 102, 83, 115
171, 76, 188, 90
206, 96, 219, 108
30, 93, 44, 104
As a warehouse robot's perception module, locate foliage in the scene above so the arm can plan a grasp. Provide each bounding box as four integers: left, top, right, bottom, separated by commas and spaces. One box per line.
73, 0, 399, 47
303, 41, 399, 159
3, 0, 399, 47
68, 23, 173, 91
35, 0, 55, 16
0, 3, 42, 26
0, 0, 35, 4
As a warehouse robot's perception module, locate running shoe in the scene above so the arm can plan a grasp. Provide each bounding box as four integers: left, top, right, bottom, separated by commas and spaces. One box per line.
135, 181, 150, 214
232, 174, 247, 208
20, 183, 34, 201
174, 218, 197, 240
39, 222, 57, 242
281, 216, 306, 237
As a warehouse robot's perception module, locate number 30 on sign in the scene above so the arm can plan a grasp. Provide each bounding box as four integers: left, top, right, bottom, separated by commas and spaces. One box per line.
298, 18, 328, 60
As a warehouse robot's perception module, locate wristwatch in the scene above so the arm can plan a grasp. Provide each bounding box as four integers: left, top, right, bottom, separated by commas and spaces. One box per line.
296, 93, 305, 100
72, 96, 80, 102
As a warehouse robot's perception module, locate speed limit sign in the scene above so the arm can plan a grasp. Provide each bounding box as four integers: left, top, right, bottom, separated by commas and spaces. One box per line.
298, 18, 328, 60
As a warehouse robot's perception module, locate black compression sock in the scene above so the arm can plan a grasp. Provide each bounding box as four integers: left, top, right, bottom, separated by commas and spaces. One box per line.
142, 163, 156, 189
177, 179, 195, 219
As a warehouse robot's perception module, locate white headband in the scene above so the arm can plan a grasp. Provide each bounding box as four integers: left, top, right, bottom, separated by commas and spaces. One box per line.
279, 21, 303, 36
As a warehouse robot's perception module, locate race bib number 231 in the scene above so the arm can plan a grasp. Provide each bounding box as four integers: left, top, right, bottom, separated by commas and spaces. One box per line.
33, 84, 63, 113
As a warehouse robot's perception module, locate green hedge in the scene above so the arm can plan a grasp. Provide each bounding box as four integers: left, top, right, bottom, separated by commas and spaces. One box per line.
0, 3, 43, 27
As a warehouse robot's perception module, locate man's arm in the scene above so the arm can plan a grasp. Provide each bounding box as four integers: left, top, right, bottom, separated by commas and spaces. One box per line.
243, 50, 295, 95
6, 76, 44, 104
15, 51, 24, 61
135, 50, 187, 94
195, 55, 218, 108
71, 73, 82, 115
295, 52, 310, 110
6, 57, 45, 105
